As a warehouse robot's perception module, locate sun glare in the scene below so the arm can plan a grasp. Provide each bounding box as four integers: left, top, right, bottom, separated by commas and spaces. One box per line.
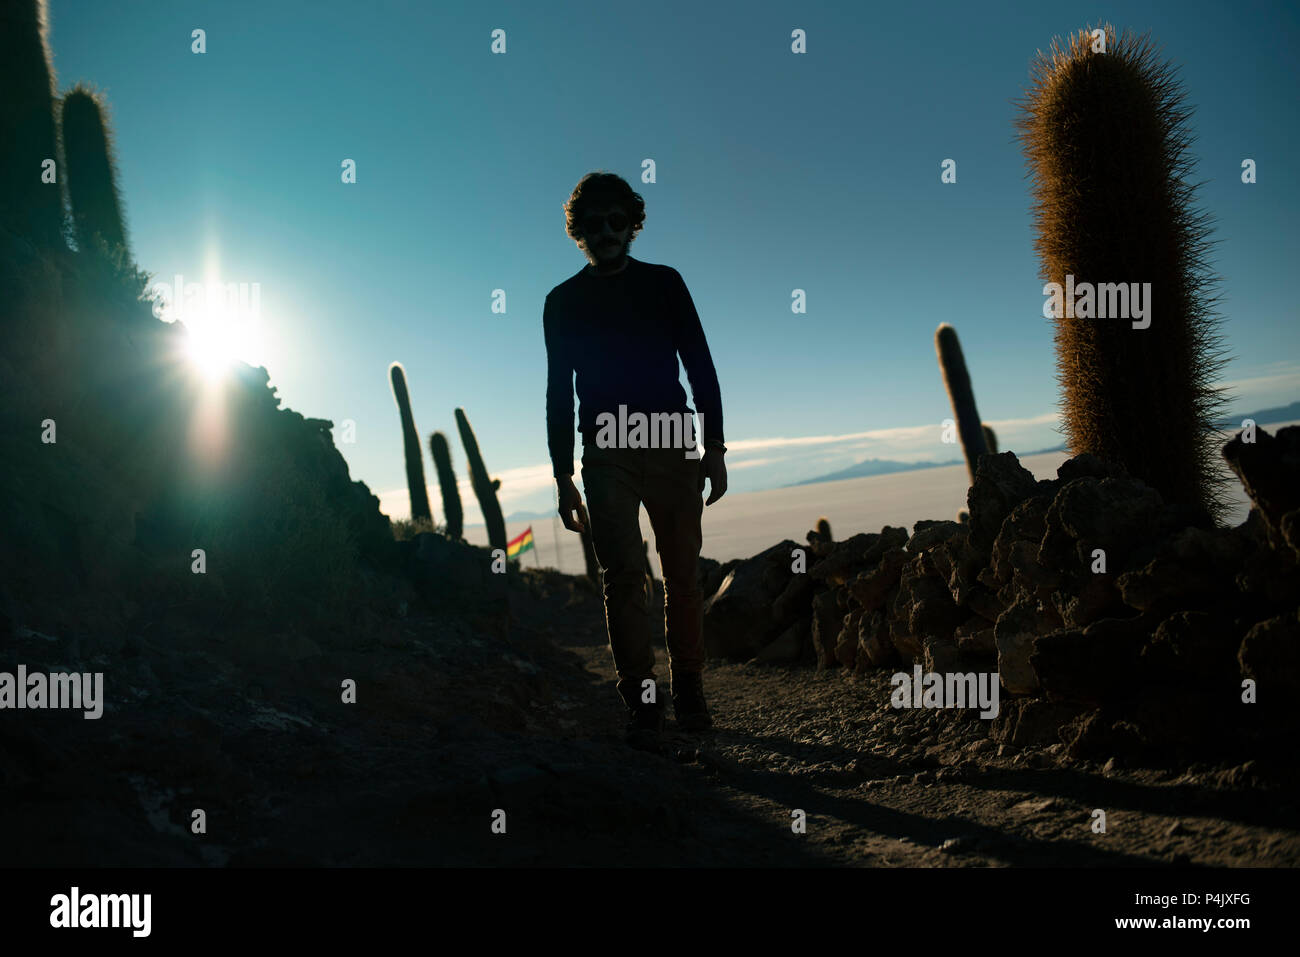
180, 303, 263, 383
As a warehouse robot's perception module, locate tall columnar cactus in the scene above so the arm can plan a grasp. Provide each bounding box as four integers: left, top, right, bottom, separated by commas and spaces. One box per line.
61, 84, 128, 255
816, 516, 833, 543
1017, 23, 1229, 521
454, 407, 507, 553
982, 424, 998, 455
0, 0, 65, 247
428, 430, 463, 540
388, 363, 432, 525
935, 323, 990, 486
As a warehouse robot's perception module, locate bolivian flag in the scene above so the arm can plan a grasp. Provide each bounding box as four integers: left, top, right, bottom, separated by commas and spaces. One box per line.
507, 525, 535, 559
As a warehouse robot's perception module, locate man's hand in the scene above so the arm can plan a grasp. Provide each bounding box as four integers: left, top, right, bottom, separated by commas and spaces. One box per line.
557, 475, 590, 533
698, 448, 728, 505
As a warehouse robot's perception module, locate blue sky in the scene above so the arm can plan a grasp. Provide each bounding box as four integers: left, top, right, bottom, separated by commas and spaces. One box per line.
45, 0, 1300, 523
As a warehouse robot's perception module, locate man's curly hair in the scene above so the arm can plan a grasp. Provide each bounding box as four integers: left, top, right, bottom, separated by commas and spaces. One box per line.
563, 171, 646, 247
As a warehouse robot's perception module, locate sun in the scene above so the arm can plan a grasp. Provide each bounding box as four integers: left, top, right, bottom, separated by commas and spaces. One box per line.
180, 300, 263, 383
184, 316, 236, 381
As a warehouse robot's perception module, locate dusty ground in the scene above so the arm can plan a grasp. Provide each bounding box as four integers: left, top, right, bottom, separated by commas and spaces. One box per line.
516, 573, 1300, 867
4, 566, 1297, 867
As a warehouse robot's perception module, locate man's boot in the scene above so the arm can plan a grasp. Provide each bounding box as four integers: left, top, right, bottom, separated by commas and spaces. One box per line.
672, 670, 713, 732
624, 697, 665, 752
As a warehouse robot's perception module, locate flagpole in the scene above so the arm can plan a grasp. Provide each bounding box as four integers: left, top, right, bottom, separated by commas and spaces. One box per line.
552, 483, 562, 572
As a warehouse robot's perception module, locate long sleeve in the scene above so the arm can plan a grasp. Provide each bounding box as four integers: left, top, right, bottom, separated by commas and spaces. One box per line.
543, 294, 576, 477
669, 268, 725, 446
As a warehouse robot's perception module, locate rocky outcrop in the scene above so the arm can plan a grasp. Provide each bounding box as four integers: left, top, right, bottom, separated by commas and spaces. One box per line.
706, 426, 1300, 762
1223, 426, 1300, 559
0, 253, 399, 635
702, 540, 803, 660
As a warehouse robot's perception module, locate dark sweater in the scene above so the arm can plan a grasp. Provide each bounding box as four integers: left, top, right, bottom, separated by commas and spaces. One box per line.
544, 257, 724, 478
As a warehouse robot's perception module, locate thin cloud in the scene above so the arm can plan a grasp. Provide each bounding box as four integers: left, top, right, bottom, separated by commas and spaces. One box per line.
1216, 361, 1300, 399
720, 411, 1061, 461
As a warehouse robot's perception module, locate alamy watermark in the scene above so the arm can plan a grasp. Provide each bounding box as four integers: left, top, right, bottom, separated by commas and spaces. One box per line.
147, 273, 261, 321
891, 665, 999, 718
1042, 274, 1150, 329
0, 666, 103, 719
50, 887, 151, 937
592, 404, 704, 458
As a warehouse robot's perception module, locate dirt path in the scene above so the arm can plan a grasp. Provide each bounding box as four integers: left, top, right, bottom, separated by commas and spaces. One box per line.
511, 573, 1300, 867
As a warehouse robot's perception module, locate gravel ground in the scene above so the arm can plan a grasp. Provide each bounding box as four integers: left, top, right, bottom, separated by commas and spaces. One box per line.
496, 571, 1300, 867
3, 567, 1296, 867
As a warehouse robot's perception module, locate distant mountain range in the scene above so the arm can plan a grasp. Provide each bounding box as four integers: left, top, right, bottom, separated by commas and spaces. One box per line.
1214, 400, 1300, 428
501, 508, 560, 523
782, 444, 1072, 487
783, 457, 961, 487
783, 401, 1299, 490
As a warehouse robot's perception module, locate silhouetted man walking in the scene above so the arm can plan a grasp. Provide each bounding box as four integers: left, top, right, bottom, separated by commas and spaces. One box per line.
544, 171, 727, 752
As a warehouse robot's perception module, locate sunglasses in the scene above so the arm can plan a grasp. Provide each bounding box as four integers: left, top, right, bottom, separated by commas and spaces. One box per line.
582, 211, 629, 234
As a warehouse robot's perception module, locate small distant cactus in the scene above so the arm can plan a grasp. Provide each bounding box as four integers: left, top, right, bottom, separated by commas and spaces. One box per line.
982, 424, 998, 455
428, 431, 463, 540
1016, 23, 1229, 521
454, 407, 507, 553
1, 0, 65, 247
61, 84, 128, 255
388, 363, 432, 525
816, 516, 833, 543
935, 323, 990, 486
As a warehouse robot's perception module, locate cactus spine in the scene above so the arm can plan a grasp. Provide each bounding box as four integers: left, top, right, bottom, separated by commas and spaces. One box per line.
60, 85, 128, 255
1016, 23, 1229, 521
388, 363, 432, 525
935, 323, 990, 486
454, 407, 507, 553
1, 0, 65, 247
428, 430, 463, 540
